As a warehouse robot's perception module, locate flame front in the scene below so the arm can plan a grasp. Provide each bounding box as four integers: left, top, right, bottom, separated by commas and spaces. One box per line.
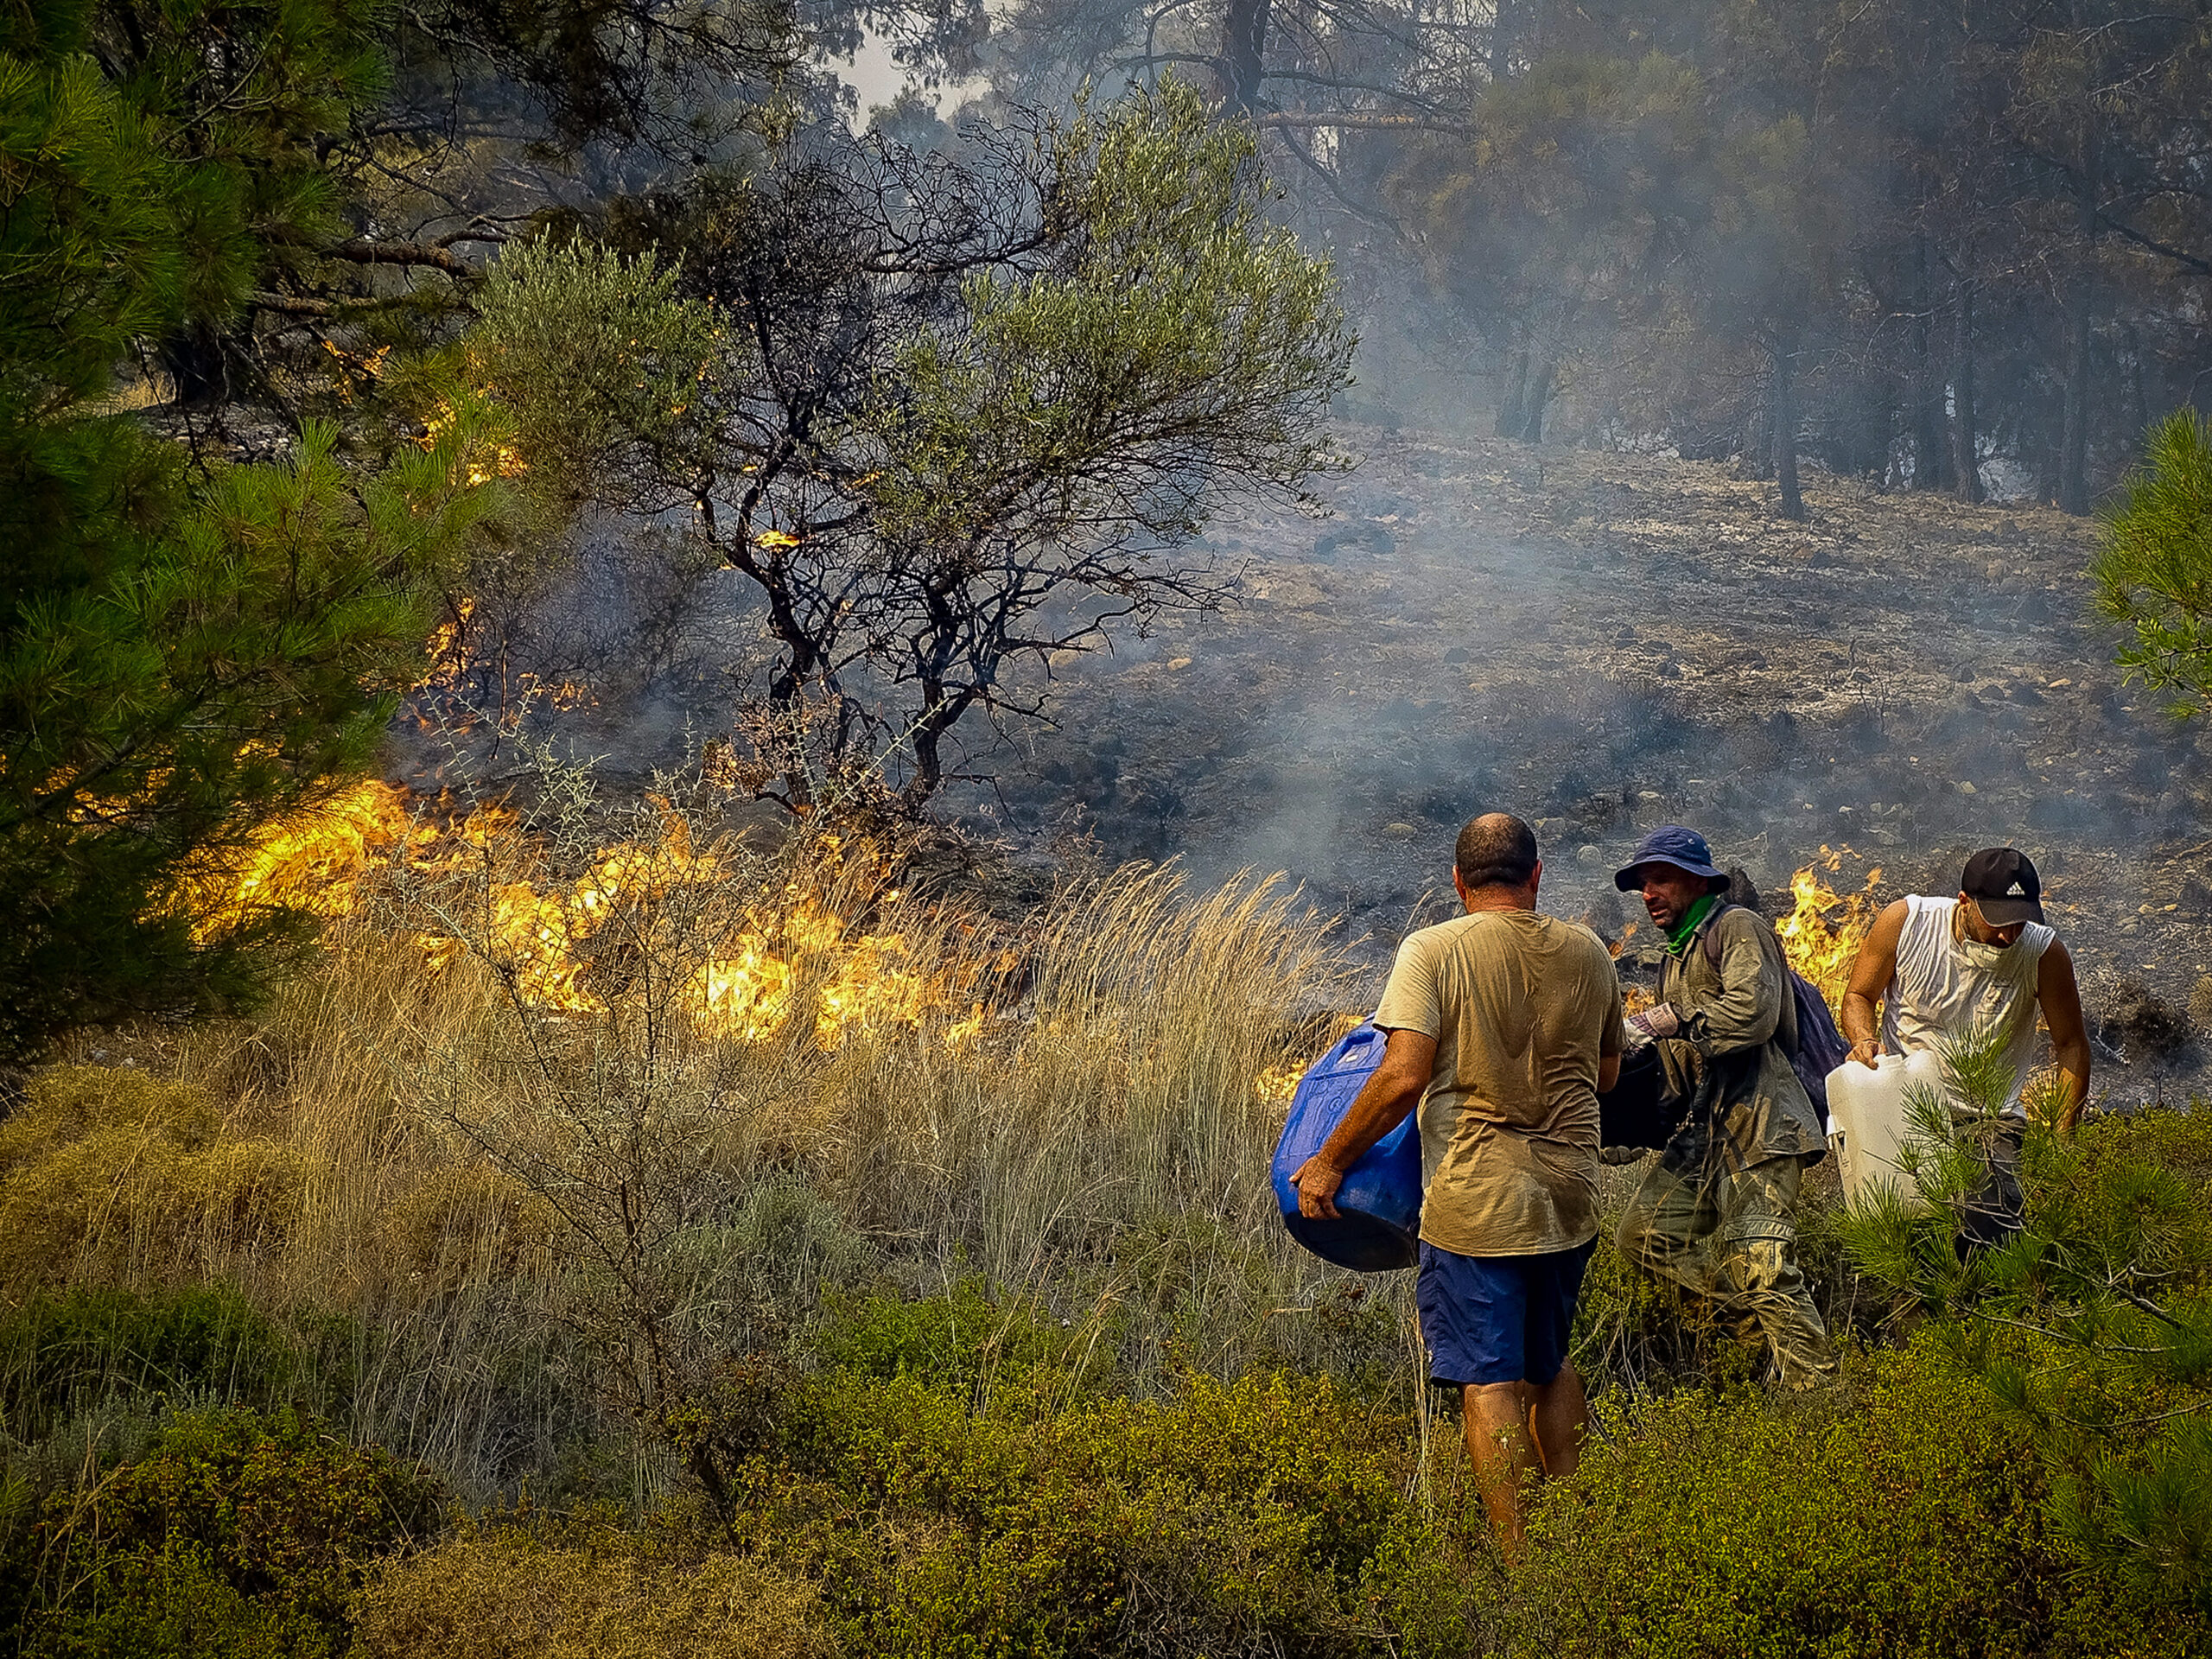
185, 783, 974, 1049
176, 780, 430, 942
1776, 861, 1882, 1015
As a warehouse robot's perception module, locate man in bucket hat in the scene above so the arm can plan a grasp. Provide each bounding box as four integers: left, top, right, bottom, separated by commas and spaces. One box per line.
1611, 826, 1837, 1389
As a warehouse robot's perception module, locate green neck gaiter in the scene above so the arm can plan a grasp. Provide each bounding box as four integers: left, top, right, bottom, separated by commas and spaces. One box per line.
1665, 891, 1722, 957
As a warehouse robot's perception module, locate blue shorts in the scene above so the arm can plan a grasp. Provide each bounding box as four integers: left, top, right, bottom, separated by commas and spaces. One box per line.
1416, 1236, 1596, 1388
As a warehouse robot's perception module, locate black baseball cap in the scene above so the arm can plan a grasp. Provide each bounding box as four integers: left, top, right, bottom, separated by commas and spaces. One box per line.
1961, 848, 2044, 926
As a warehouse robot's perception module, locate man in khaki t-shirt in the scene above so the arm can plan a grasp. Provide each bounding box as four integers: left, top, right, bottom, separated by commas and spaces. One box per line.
1291, 813, 1623, 1559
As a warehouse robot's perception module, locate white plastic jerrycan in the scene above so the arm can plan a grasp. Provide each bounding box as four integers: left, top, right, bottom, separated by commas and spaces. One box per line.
1824, 1049, 1948, 1215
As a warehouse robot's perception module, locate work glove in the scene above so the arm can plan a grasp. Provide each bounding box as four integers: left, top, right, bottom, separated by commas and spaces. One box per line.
1599, 1145, 1651, 1166
1624, 1002, 1682, 1044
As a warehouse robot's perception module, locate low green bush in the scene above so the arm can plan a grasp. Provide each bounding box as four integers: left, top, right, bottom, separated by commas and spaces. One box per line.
817, 1278, 1109, 1402
1513, 1336, 2201, 1659
1, 1407, 443, 1659
0, 1285, 342, 1444
729, 1349, 1486, 1659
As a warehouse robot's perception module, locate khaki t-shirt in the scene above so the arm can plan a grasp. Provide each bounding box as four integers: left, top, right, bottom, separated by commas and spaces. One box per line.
1373, 908, 1624, 1257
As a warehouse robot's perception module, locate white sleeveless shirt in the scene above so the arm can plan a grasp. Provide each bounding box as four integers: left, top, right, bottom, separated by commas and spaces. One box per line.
1879, 894, 2055, 1115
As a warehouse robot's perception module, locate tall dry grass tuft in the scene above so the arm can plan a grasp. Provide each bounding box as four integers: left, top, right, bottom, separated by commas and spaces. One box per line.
7, 775, 1411, 1498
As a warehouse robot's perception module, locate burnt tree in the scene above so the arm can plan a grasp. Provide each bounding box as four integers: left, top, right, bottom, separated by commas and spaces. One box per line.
473, 79, 1351, 811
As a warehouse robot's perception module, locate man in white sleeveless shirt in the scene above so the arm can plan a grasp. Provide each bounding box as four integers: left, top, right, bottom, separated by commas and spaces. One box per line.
1840, 848, 2091, 1244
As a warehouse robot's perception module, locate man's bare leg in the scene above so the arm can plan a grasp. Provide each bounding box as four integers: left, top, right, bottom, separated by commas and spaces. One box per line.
1463, 1381, 1538, 1560
1528, 1358, 1589, 1480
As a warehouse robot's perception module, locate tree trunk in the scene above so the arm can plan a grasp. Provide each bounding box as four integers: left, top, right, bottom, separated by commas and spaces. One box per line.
1217, 0, 1270, 116
1491, 0, 1516, 80
162, 325, 232, 406
1951, 281, 1980, 504
1911, 236, 1949, 490
1773, 340, 1804, 520
1519, 353, 1556, 442
1746, 398, 1773, 479
2059, 119, 2099, 515
1497, 346, 1530, 439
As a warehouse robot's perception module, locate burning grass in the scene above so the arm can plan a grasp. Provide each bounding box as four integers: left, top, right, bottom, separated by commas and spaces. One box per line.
22, 788, 1379, 1495
1776, 852, 1883, 1014
16, 776, 2210, 1656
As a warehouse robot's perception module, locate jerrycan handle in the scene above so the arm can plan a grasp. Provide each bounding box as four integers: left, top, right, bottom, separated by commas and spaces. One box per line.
1332, 1024, 1385, 1068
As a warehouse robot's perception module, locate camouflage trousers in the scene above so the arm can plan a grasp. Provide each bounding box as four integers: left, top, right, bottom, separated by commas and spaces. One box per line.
1616, 1139, 1839, 1390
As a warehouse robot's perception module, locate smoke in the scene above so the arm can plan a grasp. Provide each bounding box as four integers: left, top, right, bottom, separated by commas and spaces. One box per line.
928, 420, 2212, 1097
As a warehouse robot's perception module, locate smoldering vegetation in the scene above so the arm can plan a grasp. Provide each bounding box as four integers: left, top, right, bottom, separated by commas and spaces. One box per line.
444, 419, 2212, 1100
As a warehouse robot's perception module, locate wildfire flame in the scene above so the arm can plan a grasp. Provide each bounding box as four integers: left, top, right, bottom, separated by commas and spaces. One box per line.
1252, 1014, 1367, 1105
421, 401, 526, 487
176, 780, 434, 942
184, 780, 975, 1050
1776, 861, 1882, 1015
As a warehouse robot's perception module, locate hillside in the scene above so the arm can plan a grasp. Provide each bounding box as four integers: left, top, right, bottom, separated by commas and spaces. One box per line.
974, 424, 2207, 1099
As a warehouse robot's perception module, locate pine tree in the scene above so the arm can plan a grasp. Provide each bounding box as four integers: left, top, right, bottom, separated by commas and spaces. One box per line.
0, 4, 512, 1060
2092, 410, 2212, 719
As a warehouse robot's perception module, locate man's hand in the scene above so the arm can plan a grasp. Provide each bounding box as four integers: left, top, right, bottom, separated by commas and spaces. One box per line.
1625, 1003, 1682, 1043
1292, 1156, 1344, 1219
1848, 1037, 1882, 1070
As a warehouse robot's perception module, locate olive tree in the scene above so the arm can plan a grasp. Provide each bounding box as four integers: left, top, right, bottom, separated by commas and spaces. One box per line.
471, 75, 1352, 810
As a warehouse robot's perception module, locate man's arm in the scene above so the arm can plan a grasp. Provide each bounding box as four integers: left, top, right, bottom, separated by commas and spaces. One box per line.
1599, 950, 1625, 1096
2039, 938, 2092, 1135
1291, 1027, 1439, 1219
1840, 899, 1911, 1068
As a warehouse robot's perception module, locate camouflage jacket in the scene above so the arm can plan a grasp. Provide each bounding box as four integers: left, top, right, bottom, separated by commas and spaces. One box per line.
1654, 904, 1826, 1167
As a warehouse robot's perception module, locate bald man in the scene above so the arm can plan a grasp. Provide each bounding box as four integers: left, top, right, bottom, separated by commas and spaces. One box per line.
1291, 813, 1624, 1559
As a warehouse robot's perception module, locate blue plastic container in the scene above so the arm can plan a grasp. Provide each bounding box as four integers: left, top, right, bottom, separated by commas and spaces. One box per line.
1270, 1023, 1424, 1271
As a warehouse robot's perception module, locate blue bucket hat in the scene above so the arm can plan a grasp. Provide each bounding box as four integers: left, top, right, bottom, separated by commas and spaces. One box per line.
1614, 825, 1726, 892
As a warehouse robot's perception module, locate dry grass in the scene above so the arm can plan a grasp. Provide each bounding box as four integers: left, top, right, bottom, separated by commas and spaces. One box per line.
8, 802, 1407, 1498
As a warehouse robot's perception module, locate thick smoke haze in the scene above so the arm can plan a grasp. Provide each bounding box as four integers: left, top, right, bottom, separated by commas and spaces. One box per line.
373, 0, 2212, 1103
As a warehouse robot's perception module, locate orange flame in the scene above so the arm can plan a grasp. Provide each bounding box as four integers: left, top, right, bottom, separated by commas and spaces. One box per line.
1775, 861, 1882, 1015
421, 403, 526, 486
185, 781, 975, 1050
175, 780, 433, 942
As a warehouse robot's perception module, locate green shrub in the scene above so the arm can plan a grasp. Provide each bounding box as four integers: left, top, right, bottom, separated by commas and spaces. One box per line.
4, 1408, 443, 1659
755, 1358, 1478, 1658
14, 1542, 324, 1659
817, 1278, 1105, 1402
1513, 1337, 2199, 1659
0, 1285, 335, 1444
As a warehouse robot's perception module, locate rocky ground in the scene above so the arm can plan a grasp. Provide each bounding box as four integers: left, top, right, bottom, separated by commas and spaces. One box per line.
948, 423, 2212, 1109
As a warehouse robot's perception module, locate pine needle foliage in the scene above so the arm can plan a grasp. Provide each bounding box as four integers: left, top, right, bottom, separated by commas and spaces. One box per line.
0, 4, 518, 1059
2094, 407, 2212, 717
1839, 1025, 2212, 1607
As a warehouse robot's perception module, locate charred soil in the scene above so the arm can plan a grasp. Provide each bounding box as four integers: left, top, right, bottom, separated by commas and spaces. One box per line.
965, 423, 2212, 1104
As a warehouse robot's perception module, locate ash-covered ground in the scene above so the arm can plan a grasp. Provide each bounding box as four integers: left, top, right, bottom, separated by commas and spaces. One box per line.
397, 421, 2212, 1109
949, 424, 2212, 1108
